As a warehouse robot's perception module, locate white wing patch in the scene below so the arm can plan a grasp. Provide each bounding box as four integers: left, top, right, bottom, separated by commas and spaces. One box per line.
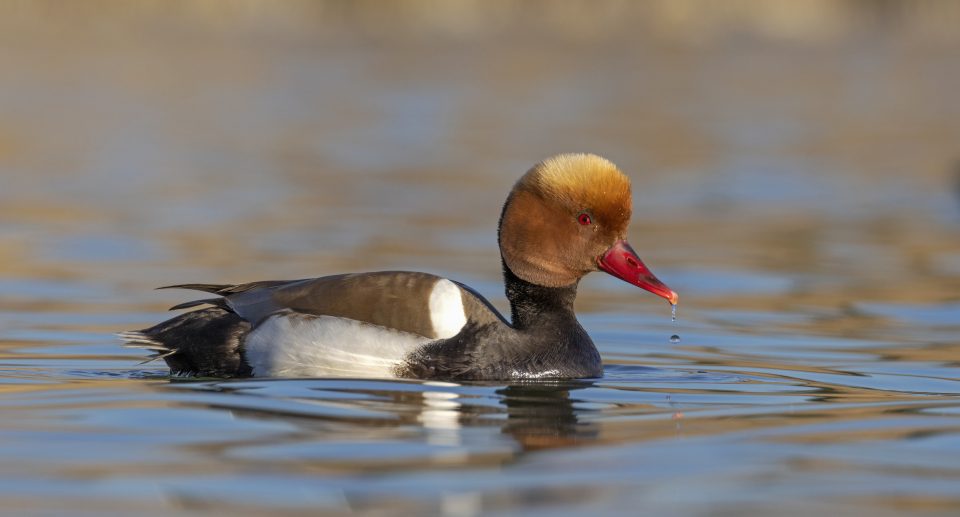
244, 312, 431, 378
428, 278, 467, 339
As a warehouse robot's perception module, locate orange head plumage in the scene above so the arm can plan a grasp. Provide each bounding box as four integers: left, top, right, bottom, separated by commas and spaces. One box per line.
498, 153, 677, 304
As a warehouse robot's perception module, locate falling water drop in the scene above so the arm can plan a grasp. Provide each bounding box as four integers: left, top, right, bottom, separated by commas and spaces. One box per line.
668, 303, 679, 343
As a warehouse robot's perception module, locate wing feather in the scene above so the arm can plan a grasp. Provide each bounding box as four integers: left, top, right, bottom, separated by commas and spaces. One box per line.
227, 272, 445, 338
160, 272, 468, 340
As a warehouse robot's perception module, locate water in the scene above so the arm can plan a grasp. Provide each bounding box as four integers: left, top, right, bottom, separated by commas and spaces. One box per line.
669, 334, 681, 344
2, 3, 960, 516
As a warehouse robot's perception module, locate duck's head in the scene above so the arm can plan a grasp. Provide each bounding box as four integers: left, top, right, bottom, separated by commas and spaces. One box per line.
499, 153, 678, 305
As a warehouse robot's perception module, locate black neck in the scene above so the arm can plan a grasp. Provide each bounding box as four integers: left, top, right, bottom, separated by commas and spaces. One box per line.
502, 261, 580, 330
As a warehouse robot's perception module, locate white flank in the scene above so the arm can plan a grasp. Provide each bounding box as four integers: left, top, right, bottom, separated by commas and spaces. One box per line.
244, 312, 430, 378
428, 279, 467, 339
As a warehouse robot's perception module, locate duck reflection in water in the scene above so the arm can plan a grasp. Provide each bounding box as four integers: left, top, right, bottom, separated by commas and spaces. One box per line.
410, 380, 597, 450
185, 379, 599, 457
494, 381, 598, 450
418, 380, 599, 451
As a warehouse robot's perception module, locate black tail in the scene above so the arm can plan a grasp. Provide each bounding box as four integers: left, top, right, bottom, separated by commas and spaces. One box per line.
121, 307, 252, 377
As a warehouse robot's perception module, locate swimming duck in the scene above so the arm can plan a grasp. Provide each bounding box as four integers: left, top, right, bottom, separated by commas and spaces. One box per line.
122, 153, 677, 380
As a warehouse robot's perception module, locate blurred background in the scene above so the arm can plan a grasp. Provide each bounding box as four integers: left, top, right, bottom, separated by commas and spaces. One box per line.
1, 0, 958, 310
1, 1, 960, 515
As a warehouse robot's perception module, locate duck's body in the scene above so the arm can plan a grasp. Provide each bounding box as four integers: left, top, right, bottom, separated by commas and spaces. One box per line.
123, 154, 676, 380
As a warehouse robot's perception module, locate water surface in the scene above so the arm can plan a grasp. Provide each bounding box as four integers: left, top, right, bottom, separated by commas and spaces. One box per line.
1, 3, 959, 515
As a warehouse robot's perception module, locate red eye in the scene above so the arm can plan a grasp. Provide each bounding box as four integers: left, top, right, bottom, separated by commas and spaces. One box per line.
577, 212, 592, 226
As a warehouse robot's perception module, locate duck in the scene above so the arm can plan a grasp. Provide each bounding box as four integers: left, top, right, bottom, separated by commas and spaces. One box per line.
121, 153, 677, 380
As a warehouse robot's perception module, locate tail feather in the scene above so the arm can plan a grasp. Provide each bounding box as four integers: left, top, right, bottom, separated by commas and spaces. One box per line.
139, 349, 178, 365
117, 330, 177, 364
120, 307, 252, 377
117, 330, 162, 348
126, 279, 289, 376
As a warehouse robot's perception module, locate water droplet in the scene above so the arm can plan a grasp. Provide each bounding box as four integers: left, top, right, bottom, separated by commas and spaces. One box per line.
671, 303, 677, 322
669, 334, 680, 344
